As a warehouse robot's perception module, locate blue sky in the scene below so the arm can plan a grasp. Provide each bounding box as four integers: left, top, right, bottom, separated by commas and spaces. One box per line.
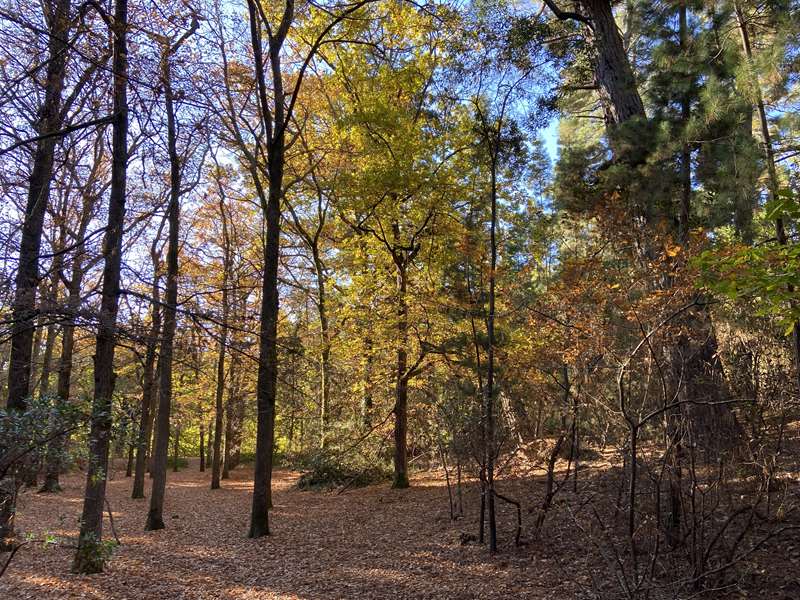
542, 117, 559, 165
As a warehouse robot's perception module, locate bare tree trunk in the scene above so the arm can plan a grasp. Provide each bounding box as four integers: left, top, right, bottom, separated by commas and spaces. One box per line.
6, 0, 73, 411
132, 270, 161, 499
38, 322, 57, 399
125, 444, 134, 477
213, 334, 227, 483
393, 261, 410, 489
228, 364, 245, 472
665, 1, 691, 545
222, 393, 232, 479
37, 218, 65, 402
315, 254, 331, 449
145, 41, 185, 531
484, 155, 498, 554
72, 0, 128, 573
198, 423, 205, 472
41, 181, 99, 493
250, 173, 281, 536
211, 195, 230, 489
1, 0, 73, 546
247, 0, 287, 538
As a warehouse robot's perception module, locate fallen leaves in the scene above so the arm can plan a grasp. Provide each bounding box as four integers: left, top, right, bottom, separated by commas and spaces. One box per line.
0, 463, 572, 599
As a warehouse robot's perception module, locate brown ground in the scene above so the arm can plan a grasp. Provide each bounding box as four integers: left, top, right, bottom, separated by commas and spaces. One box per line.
0, 462, 586, 599
2, 456, 799, 599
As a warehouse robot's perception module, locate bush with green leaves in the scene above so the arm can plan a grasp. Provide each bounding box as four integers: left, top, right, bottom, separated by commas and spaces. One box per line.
71, 532, 118, 574
0, 394, 84, 480
166, 456, 189, 470
296, 449, 391, 491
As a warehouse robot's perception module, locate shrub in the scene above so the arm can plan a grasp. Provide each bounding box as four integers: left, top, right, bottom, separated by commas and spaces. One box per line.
166, 456, 188, 470
296, 450, 391, 491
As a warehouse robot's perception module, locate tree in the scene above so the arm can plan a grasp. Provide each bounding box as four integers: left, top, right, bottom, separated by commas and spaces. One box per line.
73, 0, 129, 573
132, 226, 164, 499
5, 0, 74, 412
211, 165, 231, 490
733, 0, 800, 390
0, 0, 75, 546
243, 0, 379, 537
145, 8, 200, 532
41, 130, 109, 493
329, 29, 449, 487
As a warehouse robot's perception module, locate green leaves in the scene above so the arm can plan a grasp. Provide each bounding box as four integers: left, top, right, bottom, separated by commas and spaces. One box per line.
764, 188, 800, 222
695, 217, 800, 334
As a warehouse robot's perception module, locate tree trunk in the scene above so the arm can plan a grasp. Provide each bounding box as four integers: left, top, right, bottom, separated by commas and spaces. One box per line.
247, 0, 288, 538
316, 255, 331, 449
734, 1, 800, 394
198, 423, 205, 472
362, 335, 374, 428
670, 3, 740, 453
145, 45, 183, 532
222, 395, 232, 479
581, 0, 645, 127
206, 419, 213, 466
1, 0, 73, 546
250, 172, 281, 536
125, 444, 134, 477
172, 427, 180, 473
393, 261, 410, 489
212, 330, 227, 485
72, 0, 128, 573
665, 1, 691, 544
41, 184, 98, 493
484, 156, 498, 553
211, 197, 230, 489
132, 273, 160, 499
37, 226, 64, 402
6, 0, 73, 411
227, 365, 245, 472
38, 321, 58, 399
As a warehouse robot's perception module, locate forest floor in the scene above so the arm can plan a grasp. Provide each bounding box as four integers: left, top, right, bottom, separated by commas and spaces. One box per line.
1, 451, 799, 599
1, 461, 586, 599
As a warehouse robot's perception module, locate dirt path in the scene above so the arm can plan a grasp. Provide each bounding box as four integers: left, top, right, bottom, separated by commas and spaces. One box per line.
0, 463, 582, 599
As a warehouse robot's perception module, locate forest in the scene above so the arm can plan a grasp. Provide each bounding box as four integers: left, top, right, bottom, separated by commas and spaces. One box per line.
0, 0, 799, 598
